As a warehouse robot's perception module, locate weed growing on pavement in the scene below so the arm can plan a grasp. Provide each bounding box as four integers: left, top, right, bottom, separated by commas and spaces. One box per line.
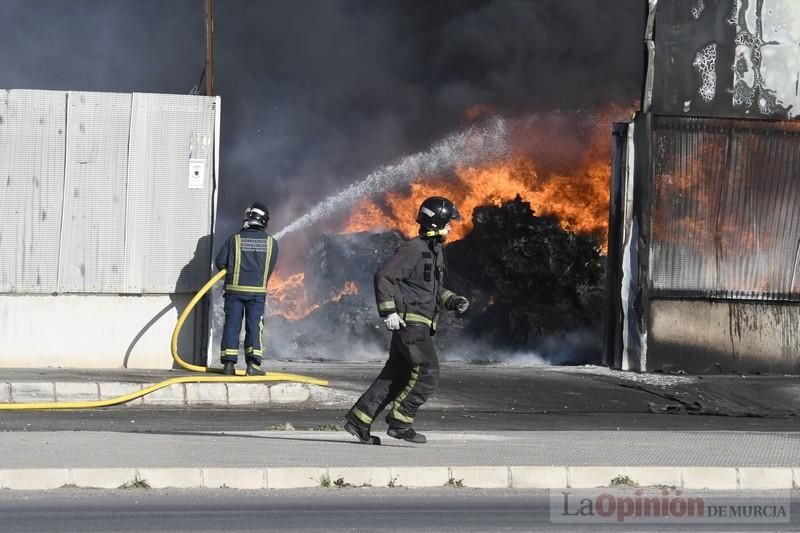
331, 477, 371, 488
388, 475, 399, 488
320, 474, 331, 488
446, 477, 465, 488
119, 476, 151, 489
311, 423, 342, 431
610, 474, 638, 487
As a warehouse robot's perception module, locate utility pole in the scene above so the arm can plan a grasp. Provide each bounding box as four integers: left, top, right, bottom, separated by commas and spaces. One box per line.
204, 0, 215, 96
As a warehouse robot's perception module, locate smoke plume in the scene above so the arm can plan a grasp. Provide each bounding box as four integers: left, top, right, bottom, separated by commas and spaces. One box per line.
0, 0, 645, 254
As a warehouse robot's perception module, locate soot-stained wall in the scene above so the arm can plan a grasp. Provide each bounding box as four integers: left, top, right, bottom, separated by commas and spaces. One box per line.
649, 0, 800, 120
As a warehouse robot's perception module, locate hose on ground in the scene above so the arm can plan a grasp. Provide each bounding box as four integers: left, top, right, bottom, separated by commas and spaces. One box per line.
0, 269, 327, 410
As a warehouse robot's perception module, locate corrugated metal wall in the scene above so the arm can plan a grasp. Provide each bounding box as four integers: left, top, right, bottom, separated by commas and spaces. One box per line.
650, 116, 800, 301
0, 89, 216, 295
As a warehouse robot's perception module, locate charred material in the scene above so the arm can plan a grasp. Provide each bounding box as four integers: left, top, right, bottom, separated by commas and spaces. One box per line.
303, 231, 405, 305
444, 196, 605, 358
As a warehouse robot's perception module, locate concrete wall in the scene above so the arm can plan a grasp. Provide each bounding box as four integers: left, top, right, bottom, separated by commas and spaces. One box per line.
647, 299, 800, 374
0, 294, 201, 369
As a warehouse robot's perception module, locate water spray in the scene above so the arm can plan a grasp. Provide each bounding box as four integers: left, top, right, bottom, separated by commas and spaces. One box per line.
273, 117, 508, 240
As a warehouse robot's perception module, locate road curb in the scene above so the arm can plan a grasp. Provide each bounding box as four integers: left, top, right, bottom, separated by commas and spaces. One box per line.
0, 381, 331, 407
0, 466, 796, 491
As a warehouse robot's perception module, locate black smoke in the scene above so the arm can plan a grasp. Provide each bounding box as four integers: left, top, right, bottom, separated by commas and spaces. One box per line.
0, 0, 646, 269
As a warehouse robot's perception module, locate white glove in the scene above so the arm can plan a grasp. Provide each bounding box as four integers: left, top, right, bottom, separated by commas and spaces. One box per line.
383, 312, 406, 331
453, 296, 470, 314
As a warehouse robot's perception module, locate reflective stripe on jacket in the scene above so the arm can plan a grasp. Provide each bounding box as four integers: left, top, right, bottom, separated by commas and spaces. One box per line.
373, 236, 459, 331
214, 228, 278, 294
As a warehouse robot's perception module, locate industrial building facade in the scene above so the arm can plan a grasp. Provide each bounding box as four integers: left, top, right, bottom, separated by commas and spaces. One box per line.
606, 0, 800, 373
0, 89, 219, 368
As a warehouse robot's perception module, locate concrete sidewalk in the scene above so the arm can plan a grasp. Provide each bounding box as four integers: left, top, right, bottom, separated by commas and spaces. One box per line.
1, 363, 798, 491
0, 430, 798, 490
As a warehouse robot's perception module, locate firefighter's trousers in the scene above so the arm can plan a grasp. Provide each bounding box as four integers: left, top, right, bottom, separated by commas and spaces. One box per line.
220, 292, 265, 365
348, 324, 439, 429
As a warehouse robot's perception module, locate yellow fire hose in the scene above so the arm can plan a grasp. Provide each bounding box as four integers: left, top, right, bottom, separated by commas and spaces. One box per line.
0, 269, 327, 410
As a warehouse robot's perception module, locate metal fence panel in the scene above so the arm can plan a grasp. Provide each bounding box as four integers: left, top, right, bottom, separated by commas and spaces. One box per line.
0, 89, 216, 296
124, 93, 215, 294
0, 89, 66, 293
651, 116, 800, 300
58, 91, 132, 292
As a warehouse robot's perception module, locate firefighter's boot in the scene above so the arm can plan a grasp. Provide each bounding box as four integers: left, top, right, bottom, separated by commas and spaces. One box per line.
246, 362, 266, 376
344, 419, 381, 445
222, 362, 235, 376
387, 426, 427, 443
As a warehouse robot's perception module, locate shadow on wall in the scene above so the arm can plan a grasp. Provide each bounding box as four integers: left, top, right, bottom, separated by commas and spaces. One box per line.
122, 234, 212, 369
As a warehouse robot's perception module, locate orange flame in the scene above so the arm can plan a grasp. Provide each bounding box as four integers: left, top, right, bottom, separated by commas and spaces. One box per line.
268, 273, 359, 320
267, 272, 314, 320
342, 107, 624, 245
342, 153, 610, 245
332, 281, 359, 302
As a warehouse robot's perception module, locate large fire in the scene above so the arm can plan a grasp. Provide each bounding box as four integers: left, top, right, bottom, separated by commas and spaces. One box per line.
267, 108, 631, 320
342, 114, 613, 246
342, 154, 610, 244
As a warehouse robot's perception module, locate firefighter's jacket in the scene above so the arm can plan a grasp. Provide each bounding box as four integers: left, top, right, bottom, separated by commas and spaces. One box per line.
374, 236, 459, 332
215, 227, 278, 294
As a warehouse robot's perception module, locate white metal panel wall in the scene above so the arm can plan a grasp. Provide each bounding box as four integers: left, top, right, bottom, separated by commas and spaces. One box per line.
58, 92, 132, 292
0, 89, 66, 293
0, 89, 216, 296
124, 93, 215, 294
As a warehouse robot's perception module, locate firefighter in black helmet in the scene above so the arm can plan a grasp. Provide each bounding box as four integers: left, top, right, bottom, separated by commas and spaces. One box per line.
344, 196, 470, 444
214, 202, 279, 376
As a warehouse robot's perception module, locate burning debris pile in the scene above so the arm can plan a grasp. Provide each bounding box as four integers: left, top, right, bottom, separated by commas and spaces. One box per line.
261, 196, 604, 363
444, 196, 605, 359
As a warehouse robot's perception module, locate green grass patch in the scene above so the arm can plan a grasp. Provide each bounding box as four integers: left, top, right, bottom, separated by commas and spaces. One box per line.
119, 476, 151, 489
446, 477, 465, 488
610, 474, 638, 487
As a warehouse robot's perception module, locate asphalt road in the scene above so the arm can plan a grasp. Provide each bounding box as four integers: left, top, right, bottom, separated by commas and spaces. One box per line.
0, 488, 797, 532
1, 407, 799, 433
1, 363, 797, 432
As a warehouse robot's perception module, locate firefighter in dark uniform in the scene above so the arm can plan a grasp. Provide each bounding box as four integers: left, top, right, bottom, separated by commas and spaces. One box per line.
344, 196, 470, 444
214, 202, 279, 376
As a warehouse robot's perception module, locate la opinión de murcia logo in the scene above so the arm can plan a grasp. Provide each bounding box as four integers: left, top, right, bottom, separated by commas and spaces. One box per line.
550, 488, 790, 524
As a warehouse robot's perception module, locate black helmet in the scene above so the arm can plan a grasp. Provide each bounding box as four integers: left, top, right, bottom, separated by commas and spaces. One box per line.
416, 196, 460, 237
243, 201, 269, 229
